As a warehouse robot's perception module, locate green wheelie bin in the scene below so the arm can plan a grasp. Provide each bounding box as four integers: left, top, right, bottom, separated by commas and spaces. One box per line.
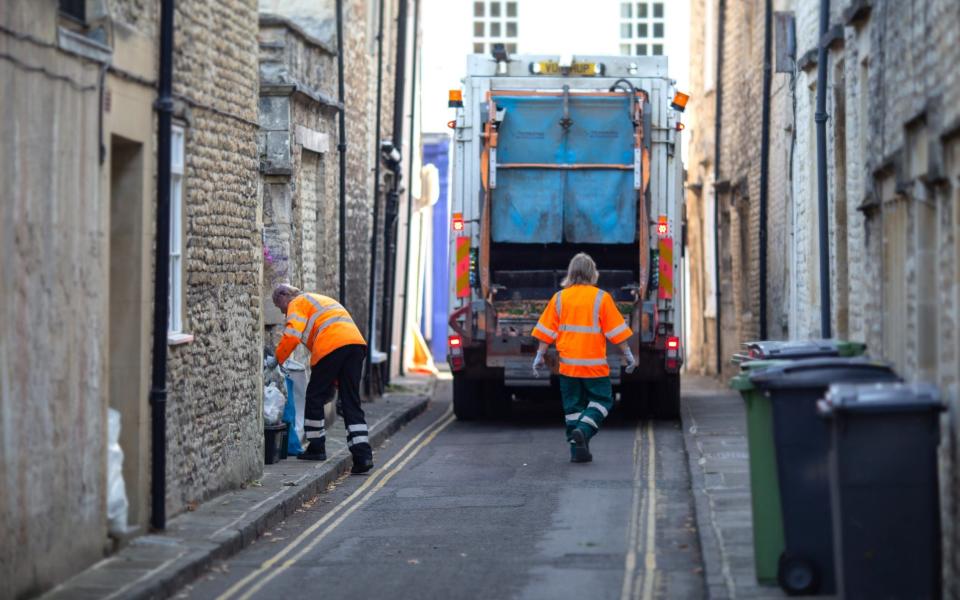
729, 339, 866, 585
730, 359, 790, 584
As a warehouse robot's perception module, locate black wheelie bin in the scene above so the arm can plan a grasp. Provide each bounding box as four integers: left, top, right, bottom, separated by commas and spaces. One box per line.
749, 358, 900, 596
818, 382, 944, 600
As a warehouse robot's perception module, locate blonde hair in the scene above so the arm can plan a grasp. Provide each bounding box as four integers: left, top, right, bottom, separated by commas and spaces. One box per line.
561, 253, 599, 288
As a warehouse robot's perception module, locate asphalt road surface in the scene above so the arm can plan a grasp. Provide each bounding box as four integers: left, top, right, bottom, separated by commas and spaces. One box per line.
176, 379, 704, 600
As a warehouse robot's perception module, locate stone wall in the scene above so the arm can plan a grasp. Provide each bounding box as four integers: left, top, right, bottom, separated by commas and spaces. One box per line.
690, 0, 960, 588
163, 0, 264, 516
0, 4, 107, 596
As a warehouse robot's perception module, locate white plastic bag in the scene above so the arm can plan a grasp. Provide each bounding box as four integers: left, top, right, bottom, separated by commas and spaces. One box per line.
284, 359, 308, 442
107, 408, 129, 536
264, 383, 284, 425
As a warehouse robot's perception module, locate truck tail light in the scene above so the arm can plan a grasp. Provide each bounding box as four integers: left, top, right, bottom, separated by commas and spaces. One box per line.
665, 336, 681, 373
657, 215, 669, 237
448, 335, 465, 371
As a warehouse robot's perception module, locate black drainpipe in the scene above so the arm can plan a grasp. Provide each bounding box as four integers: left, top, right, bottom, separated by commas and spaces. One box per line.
815, 0, 832, 338
382, 0, 409, 385
398, 0, 420, 375
149, 0, 174, 531
713, 0, 726, 374
758, 0, 772, 340
366, 0, 386, 394
336, 0, 347, 304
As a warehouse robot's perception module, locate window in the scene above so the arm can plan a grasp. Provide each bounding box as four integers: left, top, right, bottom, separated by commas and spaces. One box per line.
169, 125, 185, 334
620, 0, 664, 57
652, 44, 663, 55
473, 0, 518, 55
59, 0, 86, 22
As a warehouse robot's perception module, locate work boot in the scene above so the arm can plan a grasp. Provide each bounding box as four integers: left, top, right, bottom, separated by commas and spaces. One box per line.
297, 441, 327, 461
570, 429, 592, 463
351, 456, 374, 474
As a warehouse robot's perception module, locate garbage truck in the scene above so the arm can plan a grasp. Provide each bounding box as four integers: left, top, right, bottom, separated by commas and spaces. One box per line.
446, 53, 686, 420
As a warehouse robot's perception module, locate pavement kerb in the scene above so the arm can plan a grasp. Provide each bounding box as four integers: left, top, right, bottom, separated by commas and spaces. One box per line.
680, 376, 740, 600
38, 380, 435, 600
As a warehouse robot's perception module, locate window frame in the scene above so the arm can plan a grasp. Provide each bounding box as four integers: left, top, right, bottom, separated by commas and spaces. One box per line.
168, 123, 186, 336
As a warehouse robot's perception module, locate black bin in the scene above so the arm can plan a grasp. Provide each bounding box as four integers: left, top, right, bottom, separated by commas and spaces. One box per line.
264, 422, 289, 465
819, 382, 944, 600
749, 358, 900, 595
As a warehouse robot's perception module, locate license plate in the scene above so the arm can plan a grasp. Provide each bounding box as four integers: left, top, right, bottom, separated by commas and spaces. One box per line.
537, 61, 597, 76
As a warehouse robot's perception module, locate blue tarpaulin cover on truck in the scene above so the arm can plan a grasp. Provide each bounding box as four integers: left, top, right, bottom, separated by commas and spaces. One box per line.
491, 94, 637, 245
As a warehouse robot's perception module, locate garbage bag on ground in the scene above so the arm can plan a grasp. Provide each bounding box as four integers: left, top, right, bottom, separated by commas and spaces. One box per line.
283, 359, 307, 440
107, 408, 129, 536
264, 383, 285, 425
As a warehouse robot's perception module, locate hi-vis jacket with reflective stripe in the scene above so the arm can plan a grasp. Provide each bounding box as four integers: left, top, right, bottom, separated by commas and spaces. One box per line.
275, 293, 366, 366
531, 285, 634, 378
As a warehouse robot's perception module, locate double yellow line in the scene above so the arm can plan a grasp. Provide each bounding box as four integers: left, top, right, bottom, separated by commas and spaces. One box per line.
216, 406, 456, 600
621, 421, 658, 600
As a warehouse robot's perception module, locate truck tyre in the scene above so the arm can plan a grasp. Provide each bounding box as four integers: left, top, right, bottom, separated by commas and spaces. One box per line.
453, 372, 484, 420
651, 374, 681, 420
618, 381, 650, 420
484, 380, 511, 419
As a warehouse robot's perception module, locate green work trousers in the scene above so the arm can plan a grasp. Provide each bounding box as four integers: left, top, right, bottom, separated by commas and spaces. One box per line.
559, 375, 614, 443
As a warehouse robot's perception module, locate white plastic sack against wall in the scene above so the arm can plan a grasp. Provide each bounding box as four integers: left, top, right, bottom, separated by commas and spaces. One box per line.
107, 408, 129, 536
284, 359, 308, 441
264, 383, 285, 424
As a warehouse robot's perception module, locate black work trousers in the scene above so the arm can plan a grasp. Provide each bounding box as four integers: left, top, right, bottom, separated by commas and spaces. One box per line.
304, 344, 371, 461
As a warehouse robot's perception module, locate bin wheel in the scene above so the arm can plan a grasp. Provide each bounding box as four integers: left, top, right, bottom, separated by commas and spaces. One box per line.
453, 372, 484, 420
778, 553, 819, 596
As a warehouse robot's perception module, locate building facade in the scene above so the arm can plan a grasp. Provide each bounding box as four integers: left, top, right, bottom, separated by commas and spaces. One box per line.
1, 0, 422, 597
686, 0, 960, 588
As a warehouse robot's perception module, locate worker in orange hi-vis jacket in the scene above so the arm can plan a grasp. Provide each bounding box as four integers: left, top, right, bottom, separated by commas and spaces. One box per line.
272, 284, 373, 474
531, 253, 638, 463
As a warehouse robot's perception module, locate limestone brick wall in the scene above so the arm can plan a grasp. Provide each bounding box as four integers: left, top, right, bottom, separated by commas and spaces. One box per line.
0, 4, 107, 596
163, 0, 264, 515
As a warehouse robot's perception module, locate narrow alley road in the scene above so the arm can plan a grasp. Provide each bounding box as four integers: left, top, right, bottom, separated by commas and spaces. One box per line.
175, 380, 704, 600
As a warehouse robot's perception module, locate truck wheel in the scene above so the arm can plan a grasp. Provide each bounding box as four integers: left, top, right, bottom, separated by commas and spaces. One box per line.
651, 374, 681, 420
484, 380, 511, 419
618, 382, 649, 420
453, 372, 484, 420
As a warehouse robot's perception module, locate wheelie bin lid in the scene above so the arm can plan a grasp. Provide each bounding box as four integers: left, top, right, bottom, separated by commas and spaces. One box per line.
818, 382, 944, 415
729, 359, 792, 391
741, 339, 866, 360
748, 357, 900, 390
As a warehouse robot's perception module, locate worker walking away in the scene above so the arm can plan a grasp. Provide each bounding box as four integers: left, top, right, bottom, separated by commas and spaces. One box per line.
531, 253, 637, 463
272, 284, 373, 474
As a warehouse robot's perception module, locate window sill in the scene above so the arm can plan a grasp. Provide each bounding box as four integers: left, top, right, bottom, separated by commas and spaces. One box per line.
167, 332, 194, 346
